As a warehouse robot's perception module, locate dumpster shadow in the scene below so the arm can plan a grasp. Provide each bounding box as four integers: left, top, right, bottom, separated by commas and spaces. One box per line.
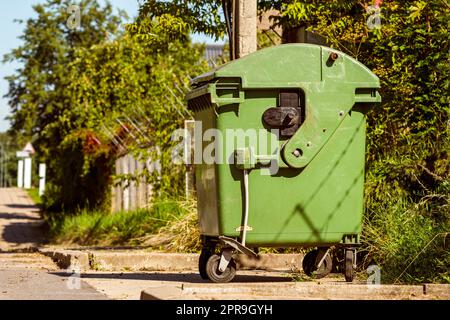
293, 205, 322, 242
51, 272, 292, 283
273, 115, 366, 242
322, 167, 365, 234
292, 166, 364, 242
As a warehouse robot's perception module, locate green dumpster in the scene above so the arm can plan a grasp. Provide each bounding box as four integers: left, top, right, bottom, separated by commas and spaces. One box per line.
186, 44, 381, 283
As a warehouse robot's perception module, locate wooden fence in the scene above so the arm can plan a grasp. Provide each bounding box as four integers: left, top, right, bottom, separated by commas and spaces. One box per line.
111, 154, 155, 213
111, 121, 196, 213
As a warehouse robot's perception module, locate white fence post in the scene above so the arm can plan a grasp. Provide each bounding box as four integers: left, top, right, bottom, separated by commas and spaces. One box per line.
24, 157, 32, 189
38, 163, 46, 196
17, 159, 24, 188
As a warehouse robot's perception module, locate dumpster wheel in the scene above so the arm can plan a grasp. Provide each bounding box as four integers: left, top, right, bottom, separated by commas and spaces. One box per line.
302, 250, 317, 276
344, 249, 355, 282
199, 247, 215, 280
205, 254, 236, 283
302, 249, 332, 279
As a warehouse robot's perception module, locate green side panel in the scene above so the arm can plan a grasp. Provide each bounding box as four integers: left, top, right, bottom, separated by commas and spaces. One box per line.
195, 108, 219, 236
212, 91, 367, 246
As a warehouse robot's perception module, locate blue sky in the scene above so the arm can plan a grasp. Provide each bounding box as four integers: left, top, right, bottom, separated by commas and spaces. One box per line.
0, 0, 219, 132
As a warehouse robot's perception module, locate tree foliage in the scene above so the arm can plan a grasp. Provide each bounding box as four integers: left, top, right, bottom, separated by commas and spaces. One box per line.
137, 0, 225, 39
4, 0, 208, 212
4, 0, 125, 211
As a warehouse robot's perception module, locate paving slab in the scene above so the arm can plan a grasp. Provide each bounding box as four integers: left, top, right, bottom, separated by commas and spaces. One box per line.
80, 270, 292, 300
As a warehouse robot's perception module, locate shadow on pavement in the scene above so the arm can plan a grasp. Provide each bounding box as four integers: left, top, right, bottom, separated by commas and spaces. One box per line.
50, 272, 293, 283
1, 221, 46, 245
4, 204, 39, 210
0, 213, 41, 221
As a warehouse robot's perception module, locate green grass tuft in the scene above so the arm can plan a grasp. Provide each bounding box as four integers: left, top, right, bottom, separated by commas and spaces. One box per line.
26, 188, 42, 206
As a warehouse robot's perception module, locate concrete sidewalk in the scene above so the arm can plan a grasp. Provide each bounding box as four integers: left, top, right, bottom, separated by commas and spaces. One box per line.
0, 189, 108, 300
0, 188, 45, 252
0, 252, 108, 300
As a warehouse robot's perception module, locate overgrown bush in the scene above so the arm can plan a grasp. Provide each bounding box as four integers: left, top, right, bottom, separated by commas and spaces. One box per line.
362, 197, 449, 284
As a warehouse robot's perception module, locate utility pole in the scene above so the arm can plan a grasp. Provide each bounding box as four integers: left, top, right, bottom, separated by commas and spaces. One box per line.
229, 0, 257, 59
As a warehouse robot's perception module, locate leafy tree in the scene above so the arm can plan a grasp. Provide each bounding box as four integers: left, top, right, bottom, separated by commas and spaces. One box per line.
137, 0, 225, 39
0, 133, 18, 187
4, 0, 209, 212
4, 0, 123, 143
3, 0, 124, 211
59, 31, 208, 206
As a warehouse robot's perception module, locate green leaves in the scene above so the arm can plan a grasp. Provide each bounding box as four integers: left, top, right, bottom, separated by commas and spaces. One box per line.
408, 1, 427, 22
282, 1, 311, 22
126, 14, 189, 45
137, 0, 225, 40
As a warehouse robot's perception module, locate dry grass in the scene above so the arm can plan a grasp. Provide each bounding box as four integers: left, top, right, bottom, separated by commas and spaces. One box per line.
138, 198, 202, 253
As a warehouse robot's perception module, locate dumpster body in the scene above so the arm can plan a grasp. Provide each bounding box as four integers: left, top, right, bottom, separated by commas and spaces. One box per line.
187, 44, 381, 282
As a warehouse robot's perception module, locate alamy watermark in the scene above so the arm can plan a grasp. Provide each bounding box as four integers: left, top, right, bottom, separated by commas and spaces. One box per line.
366, 1, 382, 30
366, 264, 381, 288
66, 262, 81, 290
67, 4, 81, 30
171, 122, 281, 175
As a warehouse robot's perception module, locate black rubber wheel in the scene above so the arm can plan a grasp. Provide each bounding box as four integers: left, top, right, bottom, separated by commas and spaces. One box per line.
302, 250, 317, 276
344, 249, 355, 282
199, 248, 214, 280
303, 249, 332, 279
313, 252, 332, 279
205, 254, 236, 283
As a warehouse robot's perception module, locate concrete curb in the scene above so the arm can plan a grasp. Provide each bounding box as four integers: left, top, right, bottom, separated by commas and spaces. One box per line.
141, 282, 450, 300
91, 251, 198, 271
423, 284, 450, 297
38, 248, 302, 272
39, 248, 90, 270
181, 282, 424, 296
